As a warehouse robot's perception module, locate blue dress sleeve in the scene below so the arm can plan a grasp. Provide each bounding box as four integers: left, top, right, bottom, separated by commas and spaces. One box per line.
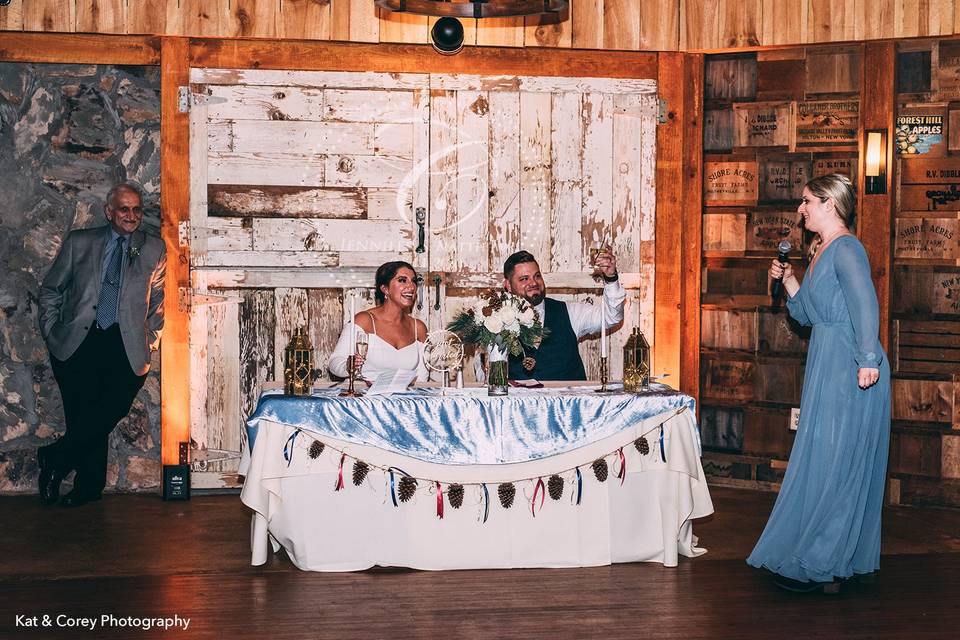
785, 287, 811, 326
834, 238, 884, 368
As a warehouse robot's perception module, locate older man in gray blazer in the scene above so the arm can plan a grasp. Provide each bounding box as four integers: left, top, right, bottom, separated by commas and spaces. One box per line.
38, 182, 166, 507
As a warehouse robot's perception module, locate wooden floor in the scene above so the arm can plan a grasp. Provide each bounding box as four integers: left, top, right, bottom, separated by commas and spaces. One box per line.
2, 486, 959, 639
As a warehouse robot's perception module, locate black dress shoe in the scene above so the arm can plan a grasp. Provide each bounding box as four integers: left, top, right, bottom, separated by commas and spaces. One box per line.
60, 491, 102, 508
773, 574, 840, 594
37, 447, 62, 506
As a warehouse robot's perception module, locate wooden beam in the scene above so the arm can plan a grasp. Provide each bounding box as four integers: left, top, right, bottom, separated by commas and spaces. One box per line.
859, 41, 895, 352
188, 39, 658, 78
656, 52, 702, 407
0, 32, 159, 64
160, 37, 191, 467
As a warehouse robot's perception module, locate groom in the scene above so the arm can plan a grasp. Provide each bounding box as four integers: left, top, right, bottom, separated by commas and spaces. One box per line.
37, 182, 166, 507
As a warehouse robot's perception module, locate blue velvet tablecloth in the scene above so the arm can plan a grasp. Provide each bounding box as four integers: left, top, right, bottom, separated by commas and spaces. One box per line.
246, 384, 698, 466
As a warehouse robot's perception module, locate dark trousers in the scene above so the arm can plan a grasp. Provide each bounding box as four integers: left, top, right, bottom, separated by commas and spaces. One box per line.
45, 325, 146, 498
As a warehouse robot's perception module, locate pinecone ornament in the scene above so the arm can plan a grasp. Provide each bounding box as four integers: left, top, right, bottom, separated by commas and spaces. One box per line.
398, 476, 417, 502
547, 474, 564, 500
352, 460, 370, 486
592, 458, 609, 483
308, 440, 325, 459
448, 483, 465, 509
634, 436, 650, 456
497, 482, 516, 509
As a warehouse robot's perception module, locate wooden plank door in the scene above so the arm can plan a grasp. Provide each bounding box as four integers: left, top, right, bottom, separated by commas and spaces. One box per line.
426, 74, 659, 383
187, 69, 430, 488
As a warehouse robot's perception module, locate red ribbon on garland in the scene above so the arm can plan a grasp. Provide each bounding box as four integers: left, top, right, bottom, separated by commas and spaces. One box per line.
616, 447, 626, 486
531, 477, 546, 517
334, 453, 346, 491
436, 482, 444, 520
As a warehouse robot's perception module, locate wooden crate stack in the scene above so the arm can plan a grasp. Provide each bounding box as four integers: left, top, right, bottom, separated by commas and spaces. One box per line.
699, 47, 862, 489
887, 40, 960, 507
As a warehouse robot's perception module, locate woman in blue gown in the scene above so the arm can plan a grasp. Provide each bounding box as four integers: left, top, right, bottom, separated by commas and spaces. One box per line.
746, 174, 891, 592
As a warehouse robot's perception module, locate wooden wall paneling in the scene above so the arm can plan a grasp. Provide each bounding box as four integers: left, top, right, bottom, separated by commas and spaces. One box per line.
180, 0, 228, 37
896, 0, 956, 39
719, 0, 761, 48
379, 9, 428, 44
603, 0, 641, 51
756, 360, 804, 403
239, 290, 275, 415
761, 0, 807, 46
273, 288, 309, 381
701, 357, 756, 400
280, 0, 331, 40
580, 92, 615, 269
207, 185, 366, 219
161, 37, 190, 465
681, 54, 704, 398
188, 272, 209, 473
455, 89, 490, 271
203, 299, 242, 474
704, 109, 734, 151
758, 307, 809, 354
0, 33, 159, 64
893, 377, 955, 422
637, 96, 658, 345
126, 0, 175, 35
572, 0, 604, 49
226, 0, 279, 38
856, 0, 895, 40
204, 84, 327, 121
207, 152, 326, 186
805, 46, 862, 95
808, 0, 857, 43
641, 0, 680, 51
411, 87, 431, 271
188, 91, 210, 266
487, 91, 521, 273
428, 89, 458, 272
681, 0, 720, 51
23, 0, 74, 32
704, 56, 757, 101
702, 211, 748, 251
306, 289, 342, 382
524, 11, 572, 48
476, 17, 525, 48
611, 95, 646, 275
330, 0, 378, 43
860, 41, 896, 351
0, 0, 23, 31
519, 91, 553, 265
742, 406, 794, 457
893, 266, 960, 314
550, 91, 584, 272
701, 308, 758, 350
76, 0, 124, 34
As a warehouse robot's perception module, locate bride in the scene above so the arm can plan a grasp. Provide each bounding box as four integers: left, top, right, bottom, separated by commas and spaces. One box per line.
328, 261, 428, 383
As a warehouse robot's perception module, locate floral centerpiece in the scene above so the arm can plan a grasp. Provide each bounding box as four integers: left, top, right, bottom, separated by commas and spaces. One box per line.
447, 291, 547, 395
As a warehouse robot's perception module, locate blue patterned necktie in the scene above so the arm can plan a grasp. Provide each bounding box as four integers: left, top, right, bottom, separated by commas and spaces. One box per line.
96, 237, 124, 329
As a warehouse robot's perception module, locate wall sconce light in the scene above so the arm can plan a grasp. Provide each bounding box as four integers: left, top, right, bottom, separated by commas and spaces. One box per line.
864, 129, 887, 195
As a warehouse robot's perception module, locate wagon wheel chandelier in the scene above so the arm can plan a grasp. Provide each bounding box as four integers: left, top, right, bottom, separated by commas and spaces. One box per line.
375, 1, 570, 54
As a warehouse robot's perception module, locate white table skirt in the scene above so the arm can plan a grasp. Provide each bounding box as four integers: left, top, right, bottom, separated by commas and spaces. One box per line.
241, 407, 714, 571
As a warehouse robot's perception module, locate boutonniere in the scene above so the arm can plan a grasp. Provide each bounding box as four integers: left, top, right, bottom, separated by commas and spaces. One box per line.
127, 244, 141, 264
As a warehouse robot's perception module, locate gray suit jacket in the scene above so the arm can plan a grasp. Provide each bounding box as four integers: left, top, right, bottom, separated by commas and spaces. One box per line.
39, 225, 166, 376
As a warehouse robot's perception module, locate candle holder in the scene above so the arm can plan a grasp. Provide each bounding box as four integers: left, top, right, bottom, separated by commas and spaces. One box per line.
339, 355, 363, 397
596, 356, 609, 393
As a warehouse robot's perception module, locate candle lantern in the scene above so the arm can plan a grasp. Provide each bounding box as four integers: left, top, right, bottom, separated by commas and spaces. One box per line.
284, 327, 314, 395
622, 327, 651, 393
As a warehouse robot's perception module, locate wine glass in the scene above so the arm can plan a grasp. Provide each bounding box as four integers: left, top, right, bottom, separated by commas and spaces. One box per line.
590, 235, 611, 282
354, 334, 369, 378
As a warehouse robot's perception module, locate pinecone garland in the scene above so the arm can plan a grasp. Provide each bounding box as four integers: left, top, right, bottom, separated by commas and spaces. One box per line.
547, 475, 564, 500
398, 476, 417, 502
352, 460, 370, 486
497, 482, 516, 509
592, 458, 609, 482
634, 436, 650, 456
448, 483, 465, 509
308, 440, 325, 459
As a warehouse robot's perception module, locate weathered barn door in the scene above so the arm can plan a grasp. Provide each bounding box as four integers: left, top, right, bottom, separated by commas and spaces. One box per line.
424, 75, 657, 381
185, 69, 657, 488
186, 69, 428, 487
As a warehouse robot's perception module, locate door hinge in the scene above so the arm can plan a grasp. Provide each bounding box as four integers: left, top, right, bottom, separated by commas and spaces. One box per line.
178, 220, 190, 248
658, 98, 670, 125
178, 86, 228, 113
178, 287, 239, 312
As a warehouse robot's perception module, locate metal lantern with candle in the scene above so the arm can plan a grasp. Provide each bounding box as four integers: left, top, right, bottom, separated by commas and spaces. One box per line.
622, 327, 651, 393
284, 327, 314, 395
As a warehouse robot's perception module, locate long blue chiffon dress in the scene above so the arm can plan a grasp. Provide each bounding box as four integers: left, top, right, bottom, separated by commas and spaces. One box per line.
747, 235, 891, 583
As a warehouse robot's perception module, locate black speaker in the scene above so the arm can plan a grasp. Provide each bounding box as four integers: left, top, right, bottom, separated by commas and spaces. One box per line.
163, 464, 190, 500
431, 17, 464, 55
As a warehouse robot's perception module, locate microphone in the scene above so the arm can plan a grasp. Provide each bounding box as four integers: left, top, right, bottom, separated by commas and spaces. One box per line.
771, 240, 792, 300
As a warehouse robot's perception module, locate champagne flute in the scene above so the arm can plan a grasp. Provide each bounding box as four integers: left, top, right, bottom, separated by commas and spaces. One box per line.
590, 233, 611, 282
354, 334, 369, 378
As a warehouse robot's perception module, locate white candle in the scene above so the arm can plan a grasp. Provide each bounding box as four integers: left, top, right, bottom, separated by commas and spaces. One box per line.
350, 295, 356, 353
600, 291, 607, 358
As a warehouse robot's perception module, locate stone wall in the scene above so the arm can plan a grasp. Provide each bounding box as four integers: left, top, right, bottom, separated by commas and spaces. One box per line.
0, 62, 161, 494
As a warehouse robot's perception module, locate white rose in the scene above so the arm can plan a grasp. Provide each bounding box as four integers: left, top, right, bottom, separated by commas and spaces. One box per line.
484, 313, 504, 333
519, 307, 535, 326
504, 317, 520, 334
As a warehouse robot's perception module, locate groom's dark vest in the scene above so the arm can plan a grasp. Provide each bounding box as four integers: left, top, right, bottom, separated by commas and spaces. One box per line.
508, 297, 586, 381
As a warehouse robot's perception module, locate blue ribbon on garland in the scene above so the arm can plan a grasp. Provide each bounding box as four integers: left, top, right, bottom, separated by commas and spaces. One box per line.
283, 429, 302, 467
388, 467, 413, 507
659, 424, 666, 462
575, 467, 582, 505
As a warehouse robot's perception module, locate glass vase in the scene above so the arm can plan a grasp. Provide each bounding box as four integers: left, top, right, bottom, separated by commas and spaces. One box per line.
487, 344, 509, 396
